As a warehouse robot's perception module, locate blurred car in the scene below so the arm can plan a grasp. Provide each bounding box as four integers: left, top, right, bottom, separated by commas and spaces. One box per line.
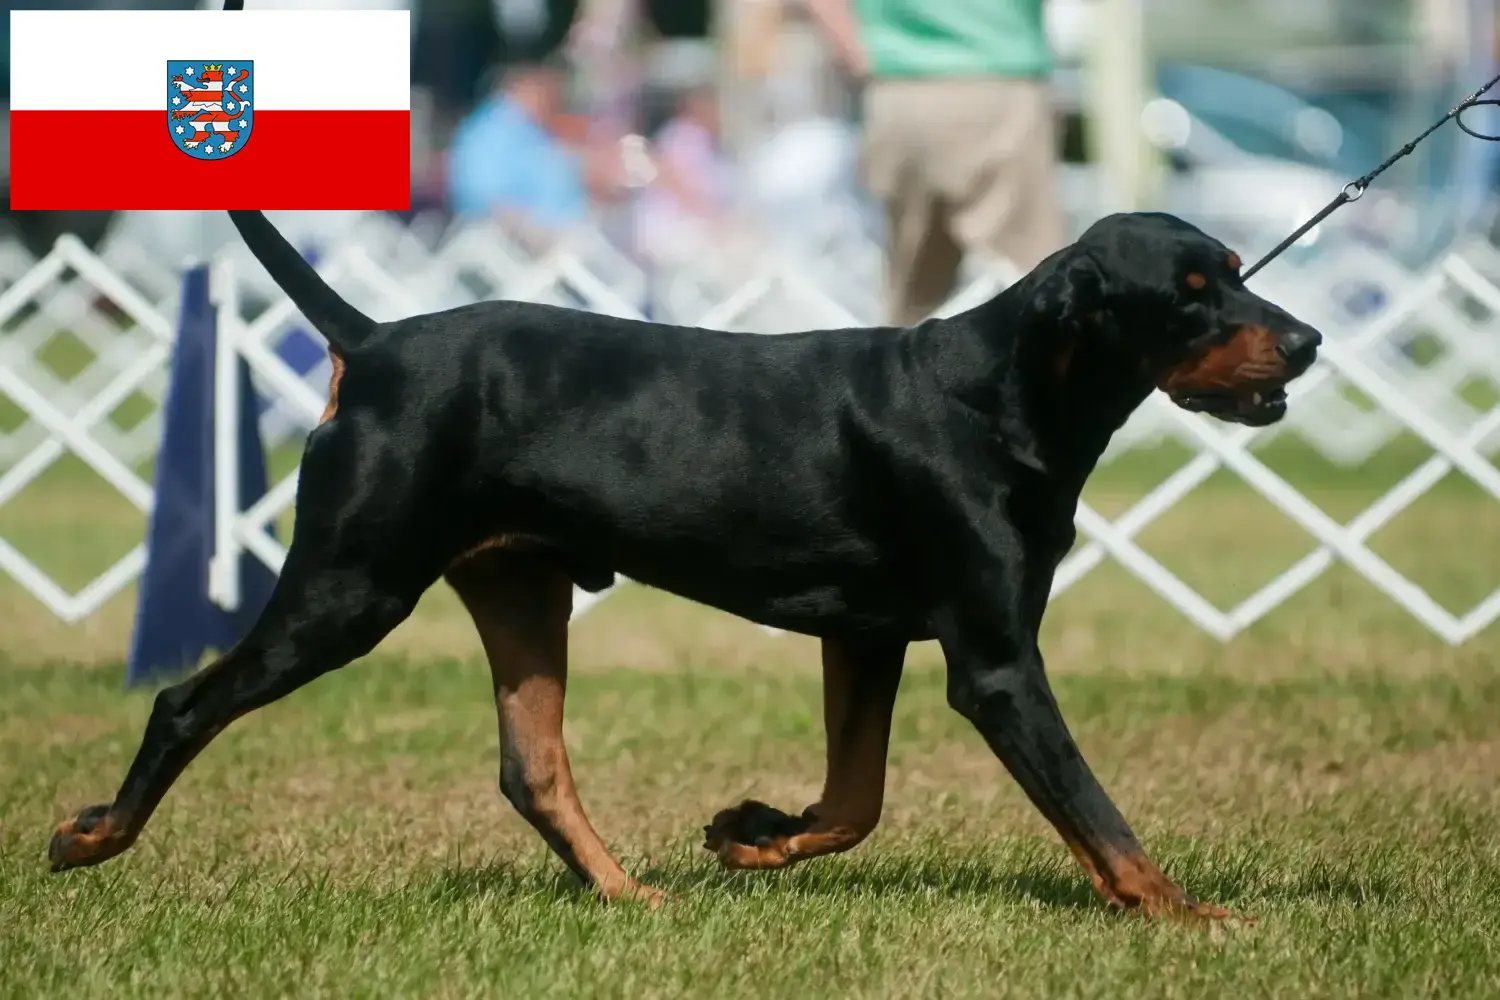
1050, 62, 1417, 255
1155, 64, 1384, 176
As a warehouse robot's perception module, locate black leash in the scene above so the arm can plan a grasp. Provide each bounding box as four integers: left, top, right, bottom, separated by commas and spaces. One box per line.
1242, 71, 1500, 280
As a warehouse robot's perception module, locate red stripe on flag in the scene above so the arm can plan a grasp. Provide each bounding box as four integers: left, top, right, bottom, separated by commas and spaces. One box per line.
8, 109, 411, 210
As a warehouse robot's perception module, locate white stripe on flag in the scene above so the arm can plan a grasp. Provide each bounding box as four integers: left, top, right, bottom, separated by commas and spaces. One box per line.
10, 10, 410, 111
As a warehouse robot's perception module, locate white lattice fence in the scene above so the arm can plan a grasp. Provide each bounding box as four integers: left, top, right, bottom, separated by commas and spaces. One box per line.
1, 224, 1497, 644
0, 236, 174, 621
9, 213, 1498, 472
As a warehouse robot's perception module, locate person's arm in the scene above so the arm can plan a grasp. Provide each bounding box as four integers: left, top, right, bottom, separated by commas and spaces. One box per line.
802, 0, 871, 80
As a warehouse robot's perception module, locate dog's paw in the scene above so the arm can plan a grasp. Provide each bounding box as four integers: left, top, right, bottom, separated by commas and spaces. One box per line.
48, 804, 129, 872
1131, 885, 1252, 927
1166, 897, 1255, 927
622, 882, 670, 910
701, 799, 813, 870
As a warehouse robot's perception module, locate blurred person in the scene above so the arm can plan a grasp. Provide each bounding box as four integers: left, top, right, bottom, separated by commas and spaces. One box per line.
446, 54, 623, 246
634, 85, 740, 264
409, 0, 582, 126
803, 0, 1066, 324
738, 23, 865, 252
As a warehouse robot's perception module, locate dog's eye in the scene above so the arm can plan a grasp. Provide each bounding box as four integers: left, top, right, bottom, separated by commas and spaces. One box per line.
1184, 273, 1207, 291
1226, 252, 1241, 271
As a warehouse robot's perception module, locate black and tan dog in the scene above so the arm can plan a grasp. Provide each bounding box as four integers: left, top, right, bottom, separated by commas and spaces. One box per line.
48, 208, 1319, 921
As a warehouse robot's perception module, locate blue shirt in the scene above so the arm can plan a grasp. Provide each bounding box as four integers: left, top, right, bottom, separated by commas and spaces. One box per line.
446, 96, 587, 227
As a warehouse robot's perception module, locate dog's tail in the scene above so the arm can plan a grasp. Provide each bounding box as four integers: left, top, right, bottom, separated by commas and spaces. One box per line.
221, 1, 369, 354
227, 210, 374, 354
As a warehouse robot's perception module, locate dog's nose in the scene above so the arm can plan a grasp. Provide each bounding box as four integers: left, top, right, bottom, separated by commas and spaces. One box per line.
1276, 326, 1322, 370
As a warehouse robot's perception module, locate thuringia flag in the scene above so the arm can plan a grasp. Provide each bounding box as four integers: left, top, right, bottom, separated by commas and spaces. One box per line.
168, 61, 255, 160
8, 11, 411, 210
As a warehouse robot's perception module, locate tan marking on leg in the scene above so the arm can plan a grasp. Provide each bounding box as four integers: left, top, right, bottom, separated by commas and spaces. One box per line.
706, 636, 905, 869
447, 552, 660, 905
1062, 837, 1242, 923
48, 809, 126, 870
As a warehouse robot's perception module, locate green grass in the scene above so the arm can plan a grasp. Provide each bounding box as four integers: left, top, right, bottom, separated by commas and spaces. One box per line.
3, 661, 1499, 998
0, 438, 1498, 997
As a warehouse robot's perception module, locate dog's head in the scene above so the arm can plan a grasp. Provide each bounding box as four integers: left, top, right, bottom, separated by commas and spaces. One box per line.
1058, 213, 1322, 427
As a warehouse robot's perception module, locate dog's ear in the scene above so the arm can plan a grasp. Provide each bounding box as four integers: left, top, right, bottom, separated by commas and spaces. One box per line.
1058, 251, 1108, 306
1040, 251, 1117, 348
1030, 249, 1107, 320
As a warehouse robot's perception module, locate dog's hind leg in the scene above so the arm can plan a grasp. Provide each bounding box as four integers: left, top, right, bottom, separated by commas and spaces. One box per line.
446, 549, 662, 906
703, 635, 906, 870
47, 428, 444, 873
47, 538, 434, 873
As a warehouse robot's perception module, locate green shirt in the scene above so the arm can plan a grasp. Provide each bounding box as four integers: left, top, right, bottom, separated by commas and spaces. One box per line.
852, 0, 1052, 79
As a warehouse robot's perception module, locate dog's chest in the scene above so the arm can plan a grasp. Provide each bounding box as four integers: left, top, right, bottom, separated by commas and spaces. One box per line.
1010, 491, 1078, 571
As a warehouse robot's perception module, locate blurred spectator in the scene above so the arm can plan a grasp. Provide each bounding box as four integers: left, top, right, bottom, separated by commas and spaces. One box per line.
411, 0, 509, 142
412, 0, 580, 125
634, 86, 739, 264
737, 17, 866, 252
445, 55, 598, 242
804, 0, 1066, 324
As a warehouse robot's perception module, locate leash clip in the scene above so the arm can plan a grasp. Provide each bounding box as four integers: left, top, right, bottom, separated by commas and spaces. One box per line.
1341, 181, 1366, 203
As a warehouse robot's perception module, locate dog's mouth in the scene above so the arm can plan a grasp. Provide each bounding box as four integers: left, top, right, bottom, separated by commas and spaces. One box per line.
1172, 385, 1289, 426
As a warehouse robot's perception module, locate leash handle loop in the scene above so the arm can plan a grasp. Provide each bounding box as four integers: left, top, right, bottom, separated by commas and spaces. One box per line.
1456, 99, 1500, 141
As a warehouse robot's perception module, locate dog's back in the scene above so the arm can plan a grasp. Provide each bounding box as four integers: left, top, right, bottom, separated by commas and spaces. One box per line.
340, 299, 941, 632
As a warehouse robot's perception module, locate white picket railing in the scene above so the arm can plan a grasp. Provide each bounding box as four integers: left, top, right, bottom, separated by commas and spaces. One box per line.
0, 235, 173, 621
1, 216, 1497, 643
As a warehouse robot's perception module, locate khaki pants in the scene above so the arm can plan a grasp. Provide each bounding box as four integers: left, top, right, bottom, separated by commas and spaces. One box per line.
862, 77, 1066, 326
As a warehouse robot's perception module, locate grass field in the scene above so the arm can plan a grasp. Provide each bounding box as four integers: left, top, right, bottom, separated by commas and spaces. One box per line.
1, 434, 1499, 998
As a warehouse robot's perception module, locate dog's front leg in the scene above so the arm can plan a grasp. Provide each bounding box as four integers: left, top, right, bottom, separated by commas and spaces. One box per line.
932, 529, 1243, 922
703, 635, 906, 869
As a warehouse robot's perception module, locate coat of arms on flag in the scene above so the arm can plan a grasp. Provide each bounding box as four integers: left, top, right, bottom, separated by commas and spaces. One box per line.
167, 60, 254, 159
